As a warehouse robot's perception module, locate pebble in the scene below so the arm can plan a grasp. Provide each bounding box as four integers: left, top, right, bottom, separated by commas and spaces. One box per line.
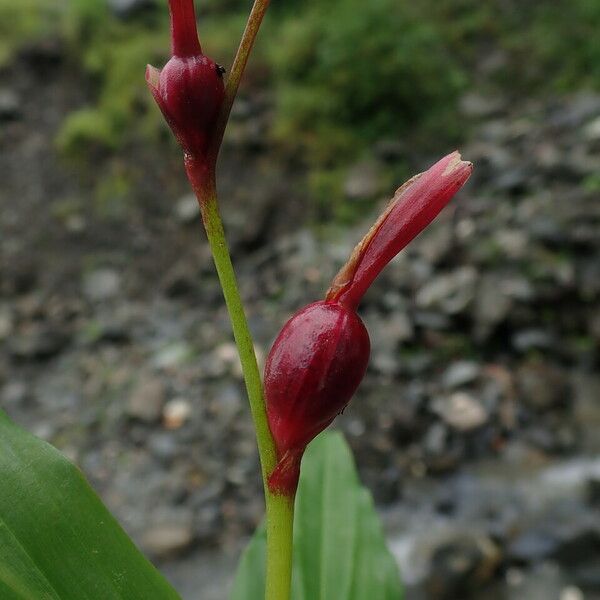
512, 329, 555, 352
344, 160, 382, 199
141, 523, 194, 559
9, 325, 69, 361
163, 398, 192, 430
425, 534, 501, 598
415, 267, 477, 315
174, 195, 199, 224
0, 88, 21, 121
433, 392, 488, 432
83, 268, 121, 302
442, 361, 480, 389
516, 361, 569, 411
108, 0, 157, 18
127, 377, 166, 423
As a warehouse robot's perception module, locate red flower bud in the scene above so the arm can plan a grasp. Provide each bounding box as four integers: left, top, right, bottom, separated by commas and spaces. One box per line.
265, 152, 473, 495
146, 0, 225, 158
265, 301, 370, 493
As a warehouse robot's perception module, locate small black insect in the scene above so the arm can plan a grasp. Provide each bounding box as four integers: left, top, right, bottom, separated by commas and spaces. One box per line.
216, 64, 226, 77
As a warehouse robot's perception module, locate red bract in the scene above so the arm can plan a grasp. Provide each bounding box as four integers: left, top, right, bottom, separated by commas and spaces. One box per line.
265, 152, 473, 495
327, 151, 474, 309
146, 0, 225, 159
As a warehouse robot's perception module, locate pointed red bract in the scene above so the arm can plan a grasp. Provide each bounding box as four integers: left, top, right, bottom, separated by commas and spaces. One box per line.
327, 151, 473, 309
168, 0, 202, 57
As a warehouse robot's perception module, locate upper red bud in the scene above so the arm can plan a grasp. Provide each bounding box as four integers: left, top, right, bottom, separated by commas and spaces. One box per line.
146, 0, 225, 158
265, 152, 472, 495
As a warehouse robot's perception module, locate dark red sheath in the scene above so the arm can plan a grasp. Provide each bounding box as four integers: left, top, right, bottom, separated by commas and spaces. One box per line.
265, 301, 370, 494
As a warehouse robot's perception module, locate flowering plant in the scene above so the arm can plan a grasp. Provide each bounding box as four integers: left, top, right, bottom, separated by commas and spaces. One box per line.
0, 1, 472, 598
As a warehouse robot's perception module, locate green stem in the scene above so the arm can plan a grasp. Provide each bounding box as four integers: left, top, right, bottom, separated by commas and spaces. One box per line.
208, 0, 271, 162
187, 1, 292, 597
266, 495, 295, 599
185, 159, 294, 600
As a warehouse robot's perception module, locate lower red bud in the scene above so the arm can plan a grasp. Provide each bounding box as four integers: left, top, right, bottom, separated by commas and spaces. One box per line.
265, 301, 370, 494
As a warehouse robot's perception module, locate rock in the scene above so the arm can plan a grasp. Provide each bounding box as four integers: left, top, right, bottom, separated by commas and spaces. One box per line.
552, 526, 600, 567
141, 523, 194, 559
127, 377, 166, 423
442, 361, 480, 389
505, 562, 567, 600
0, 306, 13, 341
162, 264, 198, 298
494, 228, 529, 259
507, 528, 560, 563
344, 160, 382, 199
1, 380, 29, 407
415, 267, 477, 315
586, 478, 600, 507
548, 93, 600, 128
459, 92, 505, 119
560, 587, 585, 600
83, 268, 121, 302
163, 398, 192, 430
9, 325, 70, 361
148, 432, 180, 462
423, 422, 448, 456
174, 195, 199, 224
152, 342, 193, 369
583, 115, 600, 142
0, 89, 21, 122
474, 275, 513, 339
425, 534, 501, 599
367, 311, 414, 375
108, 0, 157, 19
491, 167, 530, 194
512, 329, 555, 352
413, 311, 451, 330
433, 392, 488, 432
516, 361, 569, 411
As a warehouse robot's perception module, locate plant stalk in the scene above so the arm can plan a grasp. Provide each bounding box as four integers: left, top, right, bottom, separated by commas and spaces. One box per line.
185, 159, 294, 600
189, 1, 293, 597
208, 0, 271, 162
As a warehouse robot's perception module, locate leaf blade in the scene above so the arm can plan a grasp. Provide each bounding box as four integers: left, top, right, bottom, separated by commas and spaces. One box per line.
231, 431, 403, 600
0, 410, 182, 600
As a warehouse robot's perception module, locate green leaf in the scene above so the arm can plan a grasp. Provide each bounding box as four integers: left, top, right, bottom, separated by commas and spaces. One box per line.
231, 431, 403, 600
0, 410, 182, 600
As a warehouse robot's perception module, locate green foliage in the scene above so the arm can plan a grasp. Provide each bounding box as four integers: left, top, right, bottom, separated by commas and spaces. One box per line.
231, 432, 403, 599
267, 0, 466, 162
529, 0, 600, 89
57, 0, 169, 156
2, 0, 599, 187
0, 410, 182, 600
0, 0, 62, 65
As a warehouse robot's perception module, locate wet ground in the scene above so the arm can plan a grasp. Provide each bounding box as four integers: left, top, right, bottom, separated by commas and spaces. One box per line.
1, 44, 599, 599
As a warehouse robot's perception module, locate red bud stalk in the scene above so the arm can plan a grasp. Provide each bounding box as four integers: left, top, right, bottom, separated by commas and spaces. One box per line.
265, 152, 473, 495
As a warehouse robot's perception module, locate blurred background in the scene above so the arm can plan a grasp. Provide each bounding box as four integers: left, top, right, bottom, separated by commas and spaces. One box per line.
1, 0, 599, 598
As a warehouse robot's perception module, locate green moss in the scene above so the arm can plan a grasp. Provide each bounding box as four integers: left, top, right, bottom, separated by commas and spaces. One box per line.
266, 0, 467, 162
0, 0, 63, 65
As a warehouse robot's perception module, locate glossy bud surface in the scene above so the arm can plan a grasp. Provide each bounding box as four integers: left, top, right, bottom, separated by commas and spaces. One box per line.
146, 0, 224, 158
265, 301, 370, 493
